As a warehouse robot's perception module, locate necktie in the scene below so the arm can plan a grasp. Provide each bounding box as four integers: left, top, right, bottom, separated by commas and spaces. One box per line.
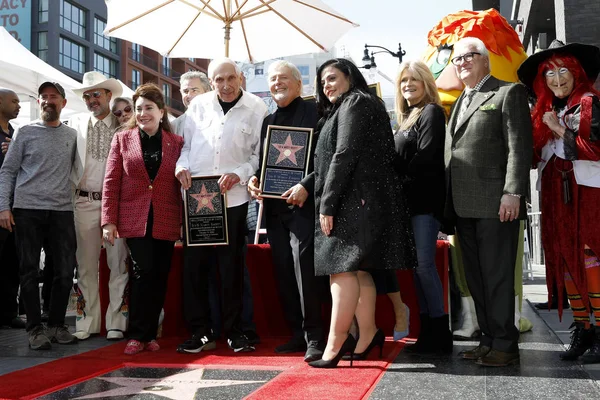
456, 89, 476, 127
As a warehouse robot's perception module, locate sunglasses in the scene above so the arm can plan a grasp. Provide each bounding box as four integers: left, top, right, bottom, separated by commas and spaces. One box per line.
82, 90, 105, 101
113, 106, 132, 118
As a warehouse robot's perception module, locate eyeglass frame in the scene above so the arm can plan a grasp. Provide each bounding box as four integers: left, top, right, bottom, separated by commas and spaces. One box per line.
450, 52, 481, 66
544, 67, 571, 78
82, 90, 107, 102
113, 105, 132, 117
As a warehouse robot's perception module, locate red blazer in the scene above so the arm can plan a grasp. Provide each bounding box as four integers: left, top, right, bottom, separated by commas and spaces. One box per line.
101, 127, 184, 241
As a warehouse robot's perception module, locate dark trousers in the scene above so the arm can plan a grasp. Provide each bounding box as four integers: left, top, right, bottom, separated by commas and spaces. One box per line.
13, 209, 76, 331
208, 249, 256, 337
456, 217, 520, 352
42, 240, 54, 312
266, 209, 325, 342
183, 203, 248, 339
126, 235, 174, 342
0, 228, 19, 323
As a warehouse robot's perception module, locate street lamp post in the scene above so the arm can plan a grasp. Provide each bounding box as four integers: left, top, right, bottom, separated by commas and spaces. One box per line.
361, 43, 406, 69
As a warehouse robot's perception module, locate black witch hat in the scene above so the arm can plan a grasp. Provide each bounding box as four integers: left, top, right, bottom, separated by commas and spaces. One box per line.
517, 40, 600, 89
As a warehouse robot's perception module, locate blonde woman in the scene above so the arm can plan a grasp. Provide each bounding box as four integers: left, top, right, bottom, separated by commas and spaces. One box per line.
394, 60, 452, 354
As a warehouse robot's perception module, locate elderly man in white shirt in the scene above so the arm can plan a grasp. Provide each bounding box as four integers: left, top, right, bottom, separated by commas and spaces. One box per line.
175, 58, 268, 353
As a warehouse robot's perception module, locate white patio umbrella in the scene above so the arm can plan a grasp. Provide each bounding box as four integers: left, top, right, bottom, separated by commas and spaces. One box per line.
104, 0, 358, 62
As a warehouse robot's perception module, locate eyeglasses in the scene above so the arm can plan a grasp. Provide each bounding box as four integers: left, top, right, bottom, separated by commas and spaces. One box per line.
450, 52, 481, 66
82, 91, 104, 101
113, 106, 132, 117
545, 67, 570, 78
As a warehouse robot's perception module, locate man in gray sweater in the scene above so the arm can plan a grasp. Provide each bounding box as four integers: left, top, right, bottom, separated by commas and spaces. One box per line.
0, 82, 78, 350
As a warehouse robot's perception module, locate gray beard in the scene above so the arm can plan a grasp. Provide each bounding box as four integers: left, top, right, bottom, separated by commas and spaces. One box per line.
41, 108, 59, 122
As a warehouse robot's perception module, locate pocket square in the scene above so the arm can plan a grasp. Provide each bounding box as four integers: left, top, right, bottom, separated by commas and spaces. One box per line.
479, 104, 497, 111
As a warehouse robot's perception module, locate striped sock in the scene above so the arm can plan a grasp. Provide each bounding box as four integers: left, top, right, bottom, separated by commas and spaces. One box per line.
565, 271, 590, 328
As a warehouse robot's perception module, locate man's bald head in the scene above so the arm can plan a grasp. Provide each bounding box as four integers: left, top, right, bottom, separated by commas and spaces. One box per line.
0, 88, 20, 122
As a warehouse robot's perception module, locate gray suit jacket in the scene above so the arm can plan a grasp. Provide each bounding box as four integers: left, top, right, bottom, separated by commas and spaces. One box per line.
444, 76, 532, 220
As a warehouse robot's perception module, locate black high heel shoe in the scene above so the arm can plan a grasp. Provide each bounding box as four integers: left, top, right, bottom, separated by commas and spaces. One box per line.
308, 334, 357, 368
344, 328, 385, 361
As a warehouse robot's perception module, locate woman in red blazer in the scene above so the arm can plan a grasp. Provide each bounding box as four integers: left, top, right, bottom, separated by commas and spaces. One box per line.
101, 83, 183, 355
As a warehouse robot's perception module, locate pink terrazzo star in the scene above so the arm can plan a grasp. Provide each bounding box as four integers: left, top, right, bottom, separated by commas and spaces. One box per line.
190, 184, 218, 212
272, 134, 304, 165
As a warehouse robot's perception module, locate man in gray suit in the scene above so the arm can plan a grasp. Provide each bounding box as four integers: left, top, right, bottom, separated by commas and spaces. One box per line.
445, 37, 532, 367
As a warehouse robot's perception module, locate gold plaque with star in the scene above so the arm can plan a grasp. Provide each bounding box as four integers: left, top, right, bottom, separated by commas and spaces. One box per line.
183, 175, 229, 246
259, 125, 313, 199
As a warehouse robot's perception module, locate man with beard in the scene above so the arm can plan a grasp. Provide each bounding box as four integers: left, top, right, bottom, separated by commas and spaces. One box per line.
0, 82, 77, 349
248, 61, 325, 361
69, 72, 128, 341
0, 88, 25, 329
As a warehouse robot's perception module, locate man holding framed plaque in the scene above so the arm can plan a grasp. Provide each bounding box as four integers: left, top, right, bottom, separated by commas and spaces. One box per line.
175, 58, 268, 354
248, 61, 326, 362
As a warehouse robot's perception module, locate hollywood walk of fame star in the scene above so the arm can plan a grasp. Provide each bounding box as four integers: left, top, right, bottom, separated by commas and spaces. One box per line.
73, 368, 266, 400
272, 134, 304, 165
190, 184, 218, 212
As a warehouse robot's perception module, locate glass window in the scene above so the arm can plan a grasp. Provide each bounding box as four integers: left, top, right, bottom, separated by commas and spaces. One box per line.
188, 57, 195, 62
297, 65, 310, 85
59, 37, 86, 74
39, 0, 49, 23
38, 32, 48, 62
131, 43, 141, 62
131, 69, 141, 90
163, 83, 171, 105
94, 18, 117, 54
60, 0, 86, 39
94, 53, 117, 78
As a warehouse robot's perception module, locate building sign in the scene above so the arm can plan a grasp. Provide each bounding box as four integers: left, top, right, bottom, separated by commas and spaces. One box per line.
0, 0, 31, 49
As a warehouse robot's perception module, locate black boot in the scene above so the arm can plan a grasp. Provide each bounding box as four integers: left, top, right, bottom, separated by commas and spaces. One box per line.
405, 314, 431, 353
560, 322, 594, 361
581, 326, 600, 364
431, 314, 453, 354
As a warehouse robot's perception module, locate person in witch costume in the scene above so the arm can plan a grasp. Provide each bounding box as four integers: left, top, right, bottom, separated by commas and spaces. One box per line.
518, 40, 600, 364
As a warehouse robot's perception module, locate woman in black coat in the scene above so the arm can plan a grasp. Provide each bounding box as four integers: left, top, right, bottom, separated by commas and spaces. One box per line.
308, 59, 416, 368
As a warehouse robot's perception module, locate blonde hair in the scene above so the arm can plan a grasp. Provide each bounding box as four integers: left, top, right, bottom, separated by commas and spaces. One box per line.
395, 60, 442, 131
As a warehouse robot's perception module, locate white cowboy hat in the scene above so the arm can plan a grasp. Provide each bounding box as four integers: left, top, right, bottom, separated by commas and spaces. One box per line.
72, 71, 123, 98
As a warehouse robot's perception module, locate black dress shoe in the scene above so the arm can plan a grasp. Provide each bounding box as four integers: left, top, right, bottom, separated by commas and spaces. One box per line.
244, 330, 261, 345
459, 345, 491, 360
304, 340, 324, 362
275, 338, 306, 354
476, 349, 520, 367
10, 317, 26, 329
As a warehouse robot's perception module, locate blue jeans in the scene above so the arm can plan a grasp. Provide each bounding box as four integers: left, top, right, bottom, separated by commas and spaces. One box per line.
412, 214, 445, 318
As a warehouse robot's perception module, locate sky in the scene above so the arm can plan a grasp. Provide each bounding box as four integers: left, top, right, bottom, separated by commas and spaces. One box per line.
324, 0, 473, 93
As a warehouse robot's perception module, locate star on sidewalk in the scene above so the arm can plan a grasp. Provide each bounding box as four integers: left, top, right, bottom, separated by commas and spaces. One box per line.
73, 368, 266, 400
190, 184, 218, 212
272, 134, 304, 165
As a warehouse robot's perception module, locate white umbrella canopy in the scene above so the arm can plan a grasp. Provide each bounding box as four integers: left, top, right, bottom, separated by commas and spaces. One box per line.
104, 0, 358, 62
0, 27, 88, 126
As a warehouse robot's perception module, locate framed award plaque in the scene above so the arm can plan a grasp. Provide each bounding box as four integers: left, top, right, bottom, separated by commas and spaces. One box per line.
259, 125, 313, 199
183, 175, 228, 246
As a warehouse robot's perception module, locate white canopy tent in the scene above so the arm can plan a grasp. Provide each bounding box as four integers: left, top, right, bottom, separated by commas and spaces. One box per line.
0, 27, 90, 126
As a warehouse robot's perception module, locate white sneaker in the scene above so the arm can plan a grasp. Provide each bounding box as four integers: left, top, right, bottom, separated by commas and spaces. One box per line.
107, 330, 124, 341
73, 331, 91, 340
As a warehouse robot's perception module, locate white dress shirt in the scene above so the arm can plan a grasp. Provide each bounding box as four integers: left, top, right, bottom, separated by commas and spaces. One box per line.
176, 89, 268, 207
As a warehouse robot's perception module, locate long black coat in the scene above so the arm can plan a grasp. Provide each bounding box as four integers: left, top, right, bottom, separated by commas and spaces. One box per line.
313, 92, 417, 276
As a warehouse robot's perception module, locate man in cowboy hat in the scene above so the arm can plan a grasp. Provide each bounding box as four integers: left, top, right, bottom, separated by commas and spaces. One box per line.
70, 71, 128, 341
518, 40, 600, 364
445, 37, 532, 367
